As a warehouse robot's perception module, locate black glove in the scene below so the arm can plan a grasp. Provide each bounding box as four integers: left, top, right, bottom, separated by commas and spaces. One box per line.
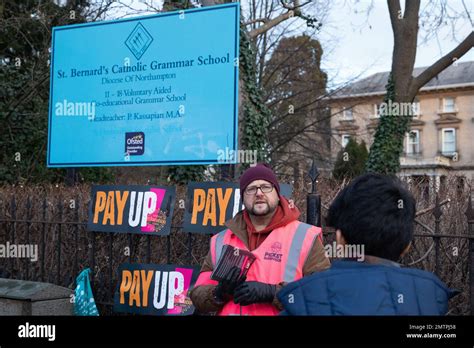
233, 281, 277, 306
213, 266, 246, 303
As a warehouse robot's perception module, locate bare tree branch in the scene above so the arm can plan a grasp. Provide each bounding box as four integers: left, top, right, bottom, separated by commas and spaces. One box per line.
248, 10, 297, 38
410, 31, 474, 95
404, 0, 421, 22
243, 18, 269, 26
387, 0, 402, 32
461, 0, 474, 27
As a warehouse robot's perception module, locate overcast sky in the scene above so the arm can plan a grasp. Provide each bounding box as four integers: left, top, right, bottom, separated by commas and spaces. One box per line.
318, 0, 474, 86
107, 0, 474, 87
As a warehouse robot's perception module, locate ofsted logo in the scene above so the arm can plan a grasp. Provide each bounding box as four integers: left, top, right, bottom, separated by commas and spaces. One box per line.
127, 135, 144, 145
125, 132, 145, 156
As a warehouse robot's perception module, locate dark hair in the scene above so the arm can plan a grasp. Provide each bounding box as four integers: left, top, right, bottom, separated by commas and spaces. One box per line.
327, 173, 416, 261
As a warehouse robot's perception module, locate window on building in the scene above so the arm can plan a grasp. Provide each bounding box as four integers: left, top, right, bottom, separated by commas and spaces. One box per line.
406, 130, 420, 154
343, 107, 353, 120
342, 134, 350, 148
441, 128, 456, 155
443, 97, 455, 112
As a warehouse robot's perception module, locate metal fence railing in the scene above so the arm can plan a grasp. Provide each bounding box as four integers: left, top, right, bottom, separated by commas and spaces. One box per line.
1, 173, 473, 315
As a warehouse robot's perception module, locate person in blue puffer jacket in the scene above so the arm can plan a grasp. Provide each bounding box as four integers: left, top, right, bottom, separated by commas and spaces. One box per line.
278, 173, 458, 315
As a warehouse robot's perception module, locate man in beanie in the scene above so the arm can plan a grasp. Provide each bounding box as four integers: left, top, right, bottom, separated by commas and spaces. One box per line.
190, 163, 330, 315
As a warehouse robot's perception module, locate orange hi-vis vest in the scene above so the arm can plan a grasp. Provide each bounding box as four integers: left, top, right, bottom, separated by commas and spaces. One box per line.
194, 220, 322, 316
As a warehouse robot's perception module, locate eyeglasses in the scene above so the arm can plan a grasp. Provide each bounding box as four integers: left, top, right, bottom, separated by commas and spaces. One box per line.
244, 184, 274, 195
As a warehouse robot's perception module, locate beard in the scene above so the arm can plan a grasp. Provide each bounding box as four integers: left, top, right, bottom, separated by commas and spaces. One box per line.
246, 200, 278, 217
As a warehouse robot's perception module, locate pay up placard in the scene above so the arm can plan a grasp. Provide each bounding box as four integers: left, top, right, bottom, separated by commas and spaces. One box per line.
88, 185, 176, 235
114, 263, 199, 315
183, 181, 292, 234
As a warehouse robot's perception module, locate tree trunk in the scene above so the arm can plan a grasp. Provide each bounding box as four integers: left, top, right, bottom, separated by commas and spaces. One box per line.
366, 0, 474, 174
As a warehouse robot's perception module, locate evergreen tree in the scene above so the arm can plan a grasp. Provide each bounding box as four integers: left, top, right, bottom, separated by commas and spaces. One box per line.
0, 0, 113, 184
333, 138, 368, 180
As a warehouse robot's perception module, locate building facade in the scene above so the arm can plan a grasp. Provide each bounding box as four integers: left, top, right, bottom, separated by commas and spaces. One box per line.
329, 61, 474, 188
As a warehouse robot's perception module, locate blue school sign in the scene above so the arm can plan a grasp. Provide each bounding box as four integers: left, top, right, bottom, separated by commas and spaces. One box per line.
47, 3, 239, 167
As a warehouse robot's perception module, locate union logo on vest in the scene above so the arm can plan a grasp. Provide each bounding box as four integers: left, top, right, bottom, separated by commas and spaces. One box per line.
264, 242, 283, 262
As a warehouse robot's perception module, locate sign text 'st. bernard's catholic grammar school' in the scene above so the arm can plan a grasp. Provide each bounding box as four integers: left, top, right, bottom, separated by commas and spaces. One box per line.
47, 3, 239, 167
